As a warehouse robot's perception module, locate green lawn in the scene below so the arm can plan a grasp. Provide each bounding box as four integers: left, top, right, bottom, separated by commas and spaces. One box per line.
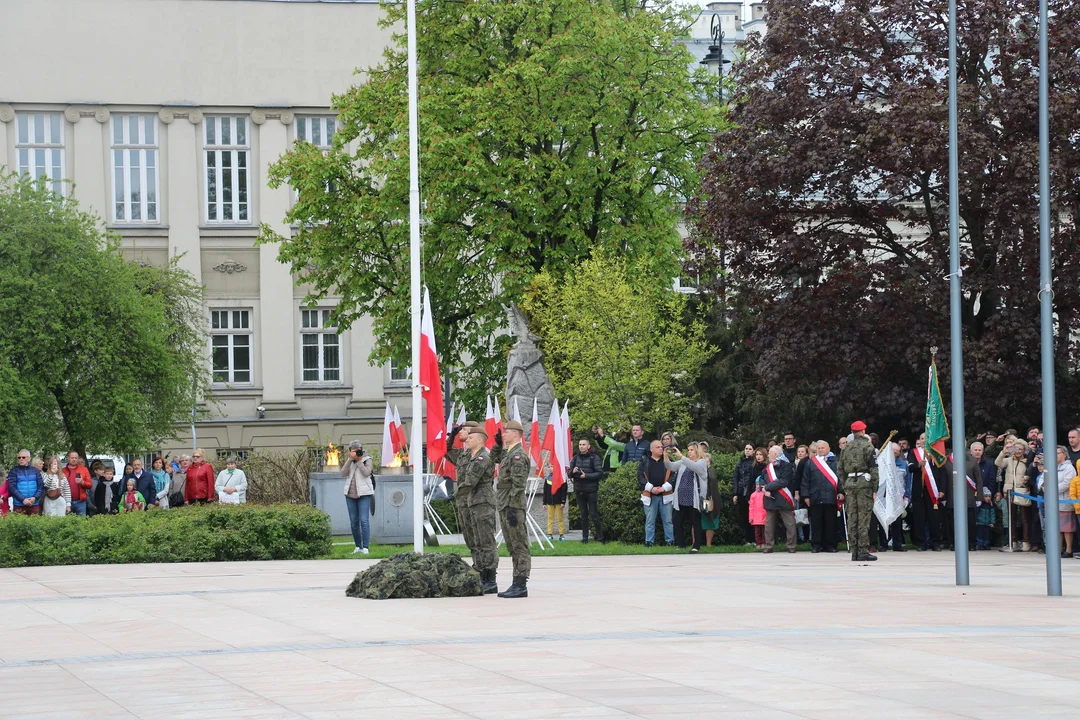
324, 537, 821, 559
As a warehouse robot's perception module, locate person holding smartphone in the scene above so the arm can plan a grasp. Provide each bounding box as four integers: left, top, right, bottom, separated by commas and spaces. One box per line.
341, 441, 375, 554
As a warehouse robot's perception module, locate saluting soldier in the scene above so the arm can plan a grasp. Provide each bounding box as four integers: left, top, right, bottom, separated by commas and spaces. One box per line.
838, 420, 878, 562
496, 420, 531, 598
459, 426, 501, 594
446, 420, 481, 560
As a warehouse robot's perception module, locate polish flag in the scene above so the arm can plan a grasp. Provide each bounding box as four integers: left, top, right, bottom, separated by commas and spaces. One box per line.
381, 403, 395, 466
392, 406, 407, 454
436, 403, 456, 480
511, 396, 522, 425
558, 402, 572, 481
529, 398, 542, 470
494, 396, 504, 435
420, 288, 446, 465
543, 399, 566, 494
484, 395, 497, 450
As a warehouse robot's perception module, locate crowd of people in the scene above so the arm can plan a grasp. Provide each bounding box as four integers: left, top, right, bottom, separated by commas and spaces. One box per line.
537, 423, 1080, 559
1, 449, 247, 516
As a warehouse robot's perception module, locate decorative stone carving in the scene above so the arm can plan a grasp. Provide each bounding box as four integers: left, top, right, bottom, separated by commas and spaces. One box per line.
213, 260, 248, 274
158, 106, 203, 125
0, 104, 15, 123
251, 108, 295, 125
64, 105, 110, 123
504, 304, 556, 436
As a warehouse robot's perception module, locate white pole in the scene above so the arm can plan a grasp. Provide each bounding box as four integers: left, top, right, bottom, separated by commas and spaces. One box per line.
406, 0, 424, 553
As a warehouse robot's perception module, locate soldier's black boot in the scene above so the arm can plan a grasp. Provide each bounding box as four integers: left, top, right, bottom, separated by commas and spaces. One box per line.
857, 551, 878, 561
498, 576, 528, 598
481, 570, 499, 595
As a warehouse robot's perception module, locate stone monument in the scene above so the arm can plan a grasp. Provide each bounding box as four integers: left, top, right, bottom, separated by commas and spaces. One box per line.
504, 304, 556, 433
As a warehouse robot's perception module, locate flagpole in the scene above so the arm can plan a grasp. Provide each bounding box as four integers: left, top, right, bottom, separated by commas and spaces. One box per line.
406, 0, 424, 554
947, 0, 969, 586
1037, 0, 1061, 596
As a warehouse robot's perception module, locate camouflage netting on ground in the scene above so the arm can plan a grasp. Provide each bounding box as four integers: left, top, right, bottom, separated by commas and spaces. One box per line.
346, 552, 483, 600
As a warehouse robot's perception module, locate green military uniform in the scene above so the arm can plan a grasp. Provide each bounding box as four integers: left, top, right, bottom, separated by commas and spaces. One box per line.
838, 429, 878, 561
458, 440, 502, 593
445, 444, 476, 555
497, 440, 532, 596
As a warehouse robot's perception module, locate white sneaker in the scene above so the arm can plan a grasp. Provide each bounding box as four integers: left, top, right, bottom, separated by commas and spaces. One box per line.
352, 546, 363, 554
361, 547, 370, 555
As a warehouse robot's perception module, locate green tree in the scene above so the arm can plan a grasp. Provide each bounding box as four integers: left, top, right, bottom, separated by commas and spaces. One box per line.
258, 0, 720, 395
0, 172, 209, 459
523, 251, 713, 434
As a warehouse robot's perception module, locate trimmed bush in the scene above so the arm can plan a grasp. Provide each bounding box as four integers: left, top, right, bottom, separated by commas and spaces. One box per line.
590, 452, 746, 545
0, 504, 332, 567
428, 498, 459, 534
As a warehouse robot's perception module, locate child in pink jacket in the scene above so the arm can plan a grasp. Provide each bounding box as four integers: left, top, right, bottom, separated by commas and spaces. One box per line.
749, 477, 767, 548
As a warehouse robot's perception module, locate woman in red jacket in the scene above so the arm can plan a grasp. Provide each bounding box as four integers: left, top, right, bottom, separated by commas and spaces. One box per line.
185, 449, 216, 504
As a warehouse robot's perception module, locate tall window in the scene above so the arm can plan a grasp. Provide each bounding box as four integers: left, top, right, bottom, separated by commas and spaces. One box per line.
211, 309, 252, 384
112, 114, 159, 222
204, 116, 250, 223
389, 359, 410, 384
16, 112, 65, 195
295, 116, 335, 148
301, 309, 340, 383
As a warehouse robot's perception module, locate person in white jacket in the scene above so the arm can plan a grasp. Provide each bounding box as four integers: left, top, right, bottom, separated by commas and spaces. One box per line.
666, 443, 709, 552
215, 457, 248, 504
340, 441, 375, 554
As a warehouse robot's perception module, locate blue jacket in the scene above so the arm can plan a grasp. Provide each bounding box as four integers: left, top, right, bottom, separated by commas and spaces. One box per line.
894, 456, 912, 498
124, 472, 158, 508
7, 466, 44, 506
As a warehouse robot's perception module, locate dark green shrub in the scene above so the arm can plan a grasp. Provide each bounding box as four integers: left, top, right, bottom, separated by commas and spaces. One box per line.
0, 504, 332, 567
428, 498, 459, 534
588, 453, 746, 545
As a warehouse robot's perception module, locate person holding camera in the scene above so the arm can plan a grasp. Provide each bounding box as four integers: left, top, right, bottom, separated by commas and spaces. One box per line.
665, 443, 710, 552
569, 438, 604, 543
995, 437, 1033, 551
340, 440, 375, 554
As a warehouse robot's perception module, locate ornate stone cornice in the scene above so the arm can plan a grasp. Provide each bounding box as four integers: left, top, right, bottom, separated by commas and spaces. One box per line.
213, 260, 248, 274
158, 106, 204, 125
0, 105, 13, 123
64, 105, 110, 124
251, 108, 295, 126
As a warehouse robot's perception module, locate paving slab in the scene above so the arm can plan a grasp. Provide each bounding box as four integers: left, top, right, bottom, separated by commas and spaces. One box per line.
1, 552, 1078, 718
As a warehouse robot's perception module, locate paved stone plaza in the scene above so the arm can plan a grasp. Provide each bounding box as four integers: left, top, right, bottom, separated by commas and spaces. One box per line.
1, 553, 1078, 719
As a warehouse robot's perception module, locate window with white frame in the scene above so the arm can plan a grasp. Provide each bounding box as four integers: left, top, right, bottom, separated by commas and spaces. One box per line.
111, 114, 159, 222
210, 309, 252, 384
16, 112, 65, 196
295, 116, 335, 148
300, 309, 340, 383
389, 359, 411, 384
204, 116, 250, 223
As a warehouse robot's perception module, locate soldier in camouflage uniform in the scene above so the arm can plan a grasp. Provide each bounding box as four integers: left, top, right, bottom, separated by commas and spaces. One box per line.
445, 421, 480, 560
838, 420, 878, 562
455, 426, 502, 594
496, 420, 532, 598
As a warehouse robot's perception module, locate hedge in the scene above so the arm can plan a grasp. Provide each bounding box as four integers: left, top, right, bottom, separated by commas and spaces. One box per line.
0, 504, 333, 567
578, 452, 744, 545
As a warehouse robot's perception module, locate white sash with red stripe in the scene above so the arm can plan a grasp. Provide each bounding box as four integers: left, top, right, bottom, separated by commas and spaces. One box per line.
914, 447, 940, 506
811, 455, 841, 508
766, 462, 796, 509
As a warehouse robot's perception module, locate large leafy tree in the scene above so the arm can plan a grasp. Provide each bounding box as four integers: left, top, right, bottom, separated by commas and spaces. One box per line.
689, 0, 1080, 437
259, 0, 720, 403
523, 251, 713, 434
0, 173, 209, 458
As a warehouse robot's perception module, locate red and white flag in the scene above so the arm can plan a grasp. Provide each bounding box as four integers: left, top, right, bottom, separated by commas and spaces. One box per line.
494, 396, 504, 436
512, 396, 522, 425
484, 395, 497, 450
529, 398, 542, 470
436, 402, 456, 479
392, 406, 407, 455
420, 287, 446, 465
561, 402, 571, 460
381, 402, 395, 465
543, 399, 566, 494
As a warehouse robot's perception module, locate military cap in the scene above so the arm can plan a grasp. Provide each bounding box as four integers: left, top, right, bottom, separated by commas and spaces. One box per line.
468, 427, 488, 439
850, 420, 867, 432
504, 420, 524, 432
462, 420, 480, 429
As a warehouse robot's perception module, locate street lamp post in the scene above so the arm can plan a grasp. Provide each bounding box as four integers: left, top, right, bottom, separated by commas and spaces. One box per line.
699, 14, 730, 103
